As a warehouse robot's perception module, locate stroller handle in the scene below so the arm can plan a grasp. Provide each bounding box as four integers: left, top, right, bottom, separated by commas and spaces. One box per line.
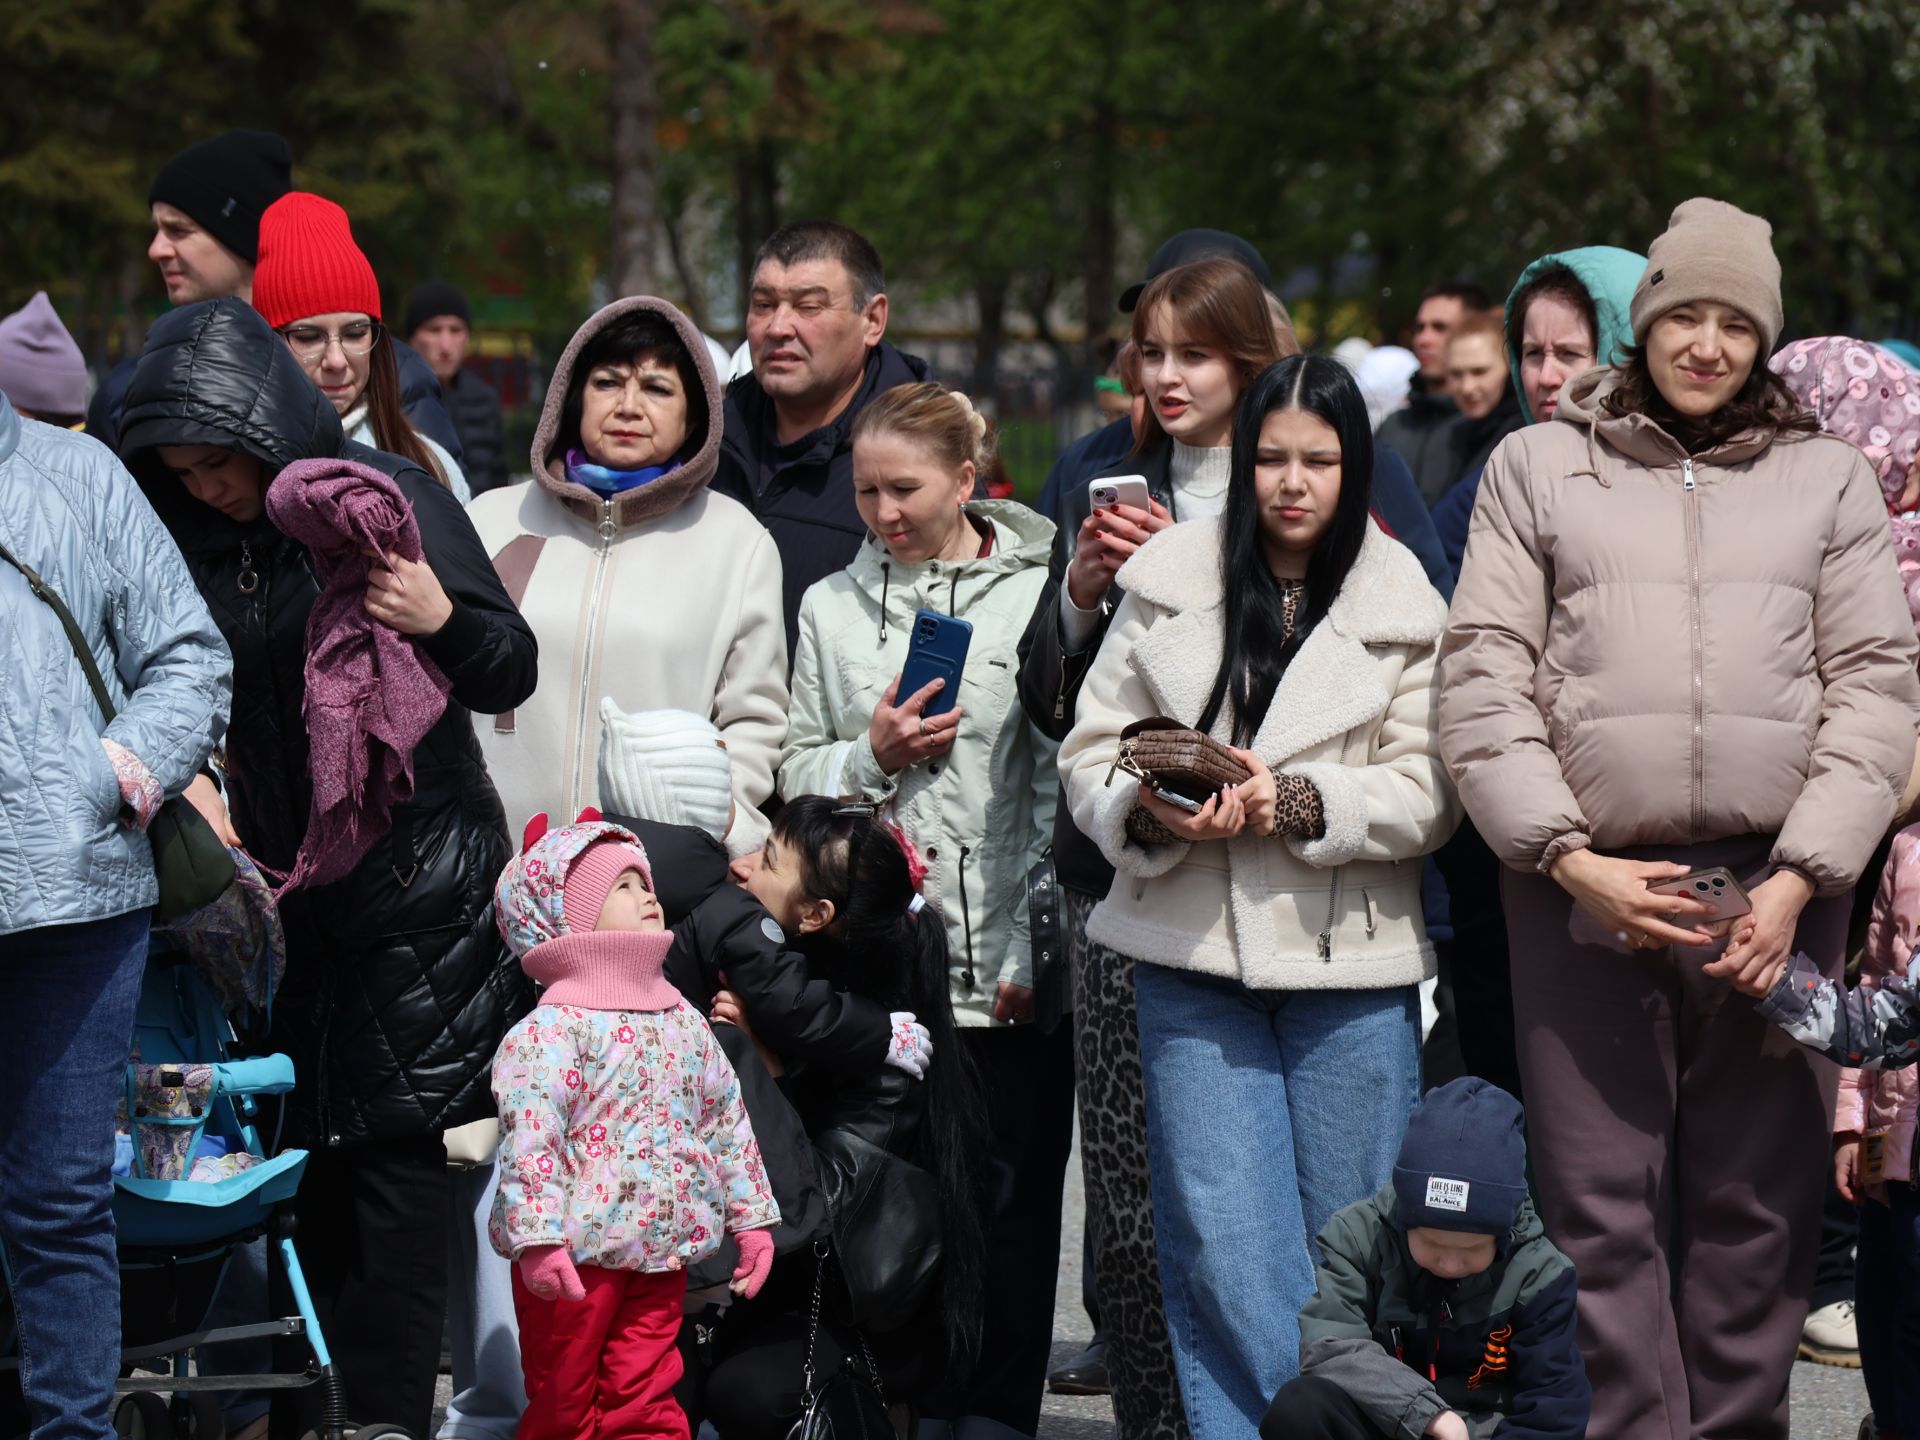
213, 1055, 296, 1097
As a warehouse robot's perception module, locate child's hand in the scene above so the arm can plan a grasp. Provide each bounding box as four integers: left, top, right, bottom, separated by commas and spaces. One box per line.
519, 1244, 585, 1302
1424, 1412, 1470, 1440
731, 1229, 775, 1299
1835, 1135, 1864, 1204
885, 1013, 932, 1080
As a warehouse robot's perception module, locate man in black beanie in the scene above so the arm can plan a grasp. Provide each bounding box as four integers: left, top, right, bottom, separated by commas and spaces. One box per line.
146, 128, 292, 306
89, 131, 466, 471
404, 280, 510, 495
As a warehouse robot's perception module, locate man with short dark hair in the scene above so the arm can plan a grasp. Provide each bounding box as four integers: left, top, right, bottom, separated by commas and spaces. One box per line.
404, 280, 510, 496
1376, 279, 1490, 506
713, 220, 929, 653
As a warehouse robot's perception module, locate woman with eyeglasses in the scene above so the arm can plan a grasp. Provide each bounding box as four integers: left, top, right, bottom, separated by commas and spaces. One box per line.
117, 295, 536, 1437
253, 191, 471, 501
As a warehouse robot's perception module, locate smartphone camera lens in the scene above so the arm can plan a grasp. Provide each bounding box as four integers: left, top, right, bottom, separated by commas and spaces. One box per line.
1694, 881, 1709, 892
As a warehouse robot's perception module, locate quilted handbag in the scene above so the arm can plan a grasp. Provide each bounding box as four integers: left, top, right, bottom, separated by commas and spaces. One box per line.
1105, 716, 1253, 845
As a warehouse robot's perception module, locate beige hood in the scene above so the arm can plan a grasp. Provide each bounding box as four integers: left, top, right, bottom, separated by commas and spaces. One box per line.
530, 296, 724, 530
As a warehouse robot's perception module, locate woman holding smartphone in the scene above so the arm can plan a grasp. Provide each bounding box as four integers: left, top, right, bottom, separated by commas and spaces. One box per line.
778, 381, 1061, 1432
1058, 353, 1456, 1439
1018, 255, 1286, 1440
1440, 199, 1920, 1439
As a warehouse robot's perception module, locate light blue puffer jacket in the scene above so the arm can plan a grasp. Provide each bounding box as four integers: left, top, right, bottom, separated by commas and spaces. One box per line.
0, 393, 231, 934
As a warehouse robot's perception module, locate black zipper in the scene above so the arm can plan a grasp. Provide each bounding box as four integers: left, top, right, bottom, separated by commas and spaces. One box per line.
958, 844, 976, 989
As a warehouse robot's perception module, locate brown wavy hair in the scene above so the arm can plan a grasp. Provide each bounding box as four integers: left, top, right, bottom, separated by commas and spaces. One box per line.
1601, 341, 1818, 452
362, 338, 449, 487
1130, 258, 1292, 455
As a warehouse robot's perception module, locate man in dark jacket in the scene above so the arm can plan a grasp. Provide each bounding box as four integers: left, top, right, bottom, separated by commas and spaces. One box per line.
88, 130, 465, 470
405, 279, 511, 495
713, 220, 929, 656
1376, 280, 1490, 507
1262, 1080, 1590, 1440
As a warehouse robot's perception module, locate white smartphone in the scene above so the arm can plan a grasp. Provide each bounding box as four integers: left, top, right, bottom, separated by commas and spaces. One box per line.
1089, 475, 1152, 513
1646, 866, 1753, 922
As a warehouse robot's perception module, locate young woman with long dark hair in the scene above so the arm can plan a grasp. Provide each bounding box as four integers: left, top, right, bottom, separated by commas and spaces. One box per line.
1441, 198, 1920, 1439
698, 797, 988, 1436
1060, 355, 1457, 1439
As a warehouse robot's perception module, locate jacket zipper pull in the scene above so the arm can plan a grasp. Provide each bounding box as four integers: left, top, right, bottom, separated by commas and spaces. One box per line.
1317, 930, 1332, 960
1682, 457, 1695, 492
237, 540, 259, 596
598, 499, 617, 550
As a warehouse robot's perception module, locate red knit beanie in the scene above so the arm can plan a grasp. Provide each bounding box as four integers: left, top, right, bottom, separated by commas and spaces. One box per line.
561, 839, 654, 935
253, 192, 382, 330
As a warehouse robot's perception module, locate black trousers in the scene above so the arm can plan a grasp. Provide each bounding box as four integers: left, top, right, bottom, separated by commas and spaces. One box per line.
1431, 820, 1524, 1100
271, 1132, 449, 1437
933, 1023, 1076, 1434
1260, 1376, 1395, 1440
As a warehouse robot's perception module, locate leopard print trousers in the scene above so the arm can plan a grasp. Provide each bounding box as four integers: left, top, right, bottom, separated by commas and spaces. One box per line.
1068, 889, 1191, 1440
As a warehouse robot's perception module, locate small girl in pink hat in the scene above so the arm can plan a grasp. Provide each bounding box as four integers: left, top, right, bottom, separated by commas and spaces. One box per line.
490, 813, 779, 1439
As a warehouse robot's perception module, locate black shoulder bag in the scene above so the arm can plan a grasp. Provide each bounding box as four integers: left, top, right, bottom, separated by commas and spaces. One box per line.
1, 540, 236, 921
785, 1242, 896, 1440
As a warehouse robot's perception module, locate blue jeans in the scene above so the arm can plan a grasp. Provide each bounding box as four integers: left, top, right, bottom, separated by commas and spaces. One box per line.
0, 909, 149, 1440
440, 1158, 526, 1440
1133, 962, 1420, 1440
1858, 1182, 1920, 1432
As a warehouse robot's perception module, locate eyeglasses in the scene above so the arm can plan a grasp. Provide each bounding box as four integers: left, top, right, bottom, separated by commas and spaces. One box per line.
279, 320, 383, 366
831, 801, 878, 819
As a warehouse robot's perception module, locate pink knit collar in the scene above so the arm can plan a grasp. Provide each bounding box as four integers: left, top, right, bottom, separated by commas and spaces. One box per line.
520, 930, 681, 1012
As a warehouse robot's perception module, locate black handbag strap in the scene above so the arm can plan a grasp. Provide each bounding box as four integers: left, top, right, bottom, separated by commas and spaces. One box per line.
799, 1240, 886, 1407
0, 538, 117, 724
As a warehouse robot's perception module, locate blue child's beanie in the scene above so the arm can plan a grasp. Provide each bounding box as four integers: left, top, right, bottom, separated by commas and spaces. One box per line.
1391, 1077, 1528, 1237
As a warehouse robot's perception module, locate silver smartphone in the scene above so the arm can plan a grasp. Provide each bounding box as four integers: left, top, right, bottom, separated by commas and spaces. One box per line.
1089, 475, 1152, 513
1148, 783, 1205, 814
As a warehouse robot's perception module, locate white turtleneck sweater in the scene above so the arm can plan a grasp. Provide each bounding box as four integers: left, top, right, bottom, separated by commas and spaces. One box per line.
1060, 439, 1231, 649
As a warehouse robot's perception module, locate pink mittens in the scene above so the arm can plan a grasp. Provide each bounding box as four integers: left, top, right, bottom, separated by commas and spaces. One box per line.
731, 1228, 775, 1299
519, 1244, 586, 1302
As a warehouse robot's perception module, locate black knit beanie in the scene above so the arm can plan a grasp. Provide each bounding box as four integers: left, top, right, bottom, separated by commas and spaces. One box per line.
1391, 1077, 1529, 1237
403, 280, 471, 337
147, 130, 294, 263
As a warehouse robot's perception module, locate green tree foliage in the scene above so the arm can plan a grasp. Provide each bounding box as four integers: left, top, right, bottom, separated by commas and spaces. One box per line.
3, 0, 1915, 369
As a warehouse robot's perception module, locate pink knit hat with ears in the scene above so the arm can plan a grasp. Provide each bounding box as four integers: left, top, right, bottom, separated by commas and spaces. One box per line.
562, 838, 653, 934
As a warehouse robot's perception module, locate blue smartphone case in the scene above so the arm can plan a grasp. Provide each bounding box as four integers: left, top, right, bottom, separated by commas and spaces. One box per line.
898, 609, 973, 718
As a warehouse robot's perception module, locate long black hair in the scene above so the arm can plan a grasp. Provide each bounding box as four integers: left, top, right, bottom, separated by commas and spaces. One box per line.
769, 797, 987, 1369
1197, 354, 1375, 745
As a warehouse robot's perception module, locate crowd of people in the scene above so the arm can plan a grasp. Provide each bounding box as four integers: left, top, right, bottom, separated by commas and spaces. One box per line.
4, 123, 1920, 1440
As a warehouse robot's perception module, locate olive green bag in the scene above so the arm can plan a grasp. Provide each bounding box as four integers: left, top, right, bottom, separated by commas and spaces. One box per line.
1, 540, 236, 922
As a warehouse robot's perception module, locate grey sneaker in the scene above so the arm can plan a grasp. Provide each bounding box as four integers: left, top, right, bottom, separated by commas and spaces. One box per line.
1799, 1298, 1861, 1368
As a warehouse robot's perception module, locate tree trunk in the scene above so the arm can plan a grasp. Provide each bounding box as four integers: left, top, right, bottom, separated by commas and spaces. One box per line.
662, 206, 708, 332
970, 274, 1009, 401
1082, 98, 1117, 368
609, 0, 658, 297
733, 139, 780, 318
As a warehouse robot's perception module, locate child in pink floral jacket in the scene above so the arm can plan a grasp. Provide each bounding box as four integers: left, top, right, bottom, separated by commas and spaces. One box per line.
490, 813, 781, 1439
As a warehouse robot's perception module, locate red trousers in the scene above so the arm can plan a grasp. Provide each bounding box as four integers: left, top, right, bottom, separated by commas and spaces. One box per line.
512, 1263, 688, 1440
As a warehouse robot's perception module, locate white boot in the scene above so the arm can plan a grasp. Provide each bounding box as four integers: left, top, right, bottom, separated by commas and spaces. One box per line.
1799, 1298, 1860, 1368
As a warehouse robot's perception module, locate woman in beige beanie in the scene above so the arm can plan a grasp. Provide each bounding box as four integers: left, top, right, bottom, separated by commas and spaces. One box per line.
1440, 197, 1920, 1439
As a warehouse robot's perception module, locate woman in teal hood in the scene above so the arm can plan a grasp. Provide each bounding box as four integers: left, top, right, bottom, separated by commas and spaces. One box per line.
1431, 246, 1645, 575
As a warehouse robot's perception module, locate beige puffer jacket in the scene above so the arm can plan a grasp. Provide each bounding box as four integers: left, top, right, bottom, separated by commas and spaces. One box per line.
1060, 519, 1458, 990
1440, 367, 1920, 892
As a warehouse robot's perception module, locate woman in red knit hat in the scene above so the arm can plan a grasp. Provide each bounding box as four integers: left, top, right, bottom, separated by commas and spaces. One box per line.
254, 191, 472, 502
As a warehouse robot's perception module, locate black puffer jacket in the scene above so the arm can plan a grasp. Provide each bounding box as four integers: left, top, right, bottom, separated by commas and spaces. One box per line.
119, 298, 538, 1147
444, 367, 510, 496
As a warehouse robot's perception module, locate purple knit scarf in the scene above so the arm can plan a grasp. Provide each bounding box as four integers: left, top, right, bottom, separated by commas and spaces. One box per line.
264, 458, 452, 894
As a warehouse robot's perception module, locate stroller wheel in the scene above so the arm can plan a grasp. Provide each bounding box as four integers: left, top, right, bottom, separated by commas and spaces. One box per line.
348, 1428, 413, 1440
184, 1394, 226, 1440
113, 1393, 174, 1439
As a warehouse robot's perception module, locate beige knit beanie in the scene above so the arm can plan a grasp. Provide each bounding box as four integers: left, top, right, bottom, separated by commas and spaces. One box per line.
596, 701, 733, 842
1630, 197, 1784, 354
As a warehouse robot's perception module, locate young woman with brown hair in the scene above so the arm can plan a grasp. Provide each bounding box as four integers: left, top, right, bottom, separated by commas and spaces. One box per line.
1016, 256, 1289, 1440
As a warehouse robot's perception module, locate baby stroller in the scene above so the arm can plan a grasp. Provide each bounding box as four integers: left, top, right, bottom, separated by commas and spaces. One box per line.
0, 892, 410, 1440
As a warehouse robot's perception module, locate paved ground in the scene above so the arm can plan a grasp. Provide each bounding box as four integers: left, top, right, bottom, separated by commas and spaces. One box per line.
434, 1123, 1872, 1438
